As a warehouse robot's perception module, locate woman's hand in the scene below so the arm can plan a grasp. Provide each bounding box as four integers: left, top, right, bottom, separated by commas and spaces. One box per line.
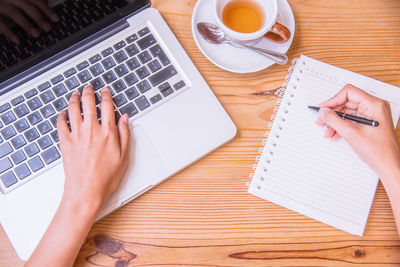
0, 0, 59, 44
316, 84, 400, 179
26, 85, 132, 267
58, 85, 131, 209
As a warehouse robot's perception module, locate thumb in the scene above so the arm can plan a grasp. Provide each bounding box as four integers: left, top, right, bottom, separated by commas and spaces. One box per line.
319, 108, 358, 139
118, 114, 131, 161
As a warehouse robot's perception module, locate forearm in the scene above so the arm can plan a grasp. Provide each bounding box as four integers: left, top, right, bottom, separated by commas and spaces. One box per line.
25, 197, 102, 267
380, 167, 400, 237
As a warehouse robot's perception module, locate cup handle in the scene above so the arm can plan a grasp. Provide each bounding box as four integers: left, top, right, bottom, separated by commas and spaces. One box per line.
264, 22, 291, 43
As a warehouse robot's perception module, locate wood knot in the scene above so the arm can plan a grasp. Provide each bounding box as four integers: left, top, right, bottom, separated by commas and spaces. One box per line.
353, 248, 366, 258
93, 235, 122, 254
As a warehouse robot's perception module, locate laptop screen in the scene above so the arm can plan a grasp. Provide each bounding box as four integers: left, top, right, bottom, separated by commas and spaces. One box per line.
0, 0, 150, 89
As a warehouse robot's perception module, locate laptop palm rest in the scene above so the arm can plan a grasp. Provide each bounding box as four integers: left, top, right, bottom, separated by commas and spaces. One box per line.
100, 124, 167, 217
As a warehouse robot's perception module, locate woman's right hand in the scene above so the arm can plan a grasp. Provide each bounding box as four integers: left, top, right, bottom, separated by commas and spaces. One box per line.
316, 84, 400, 180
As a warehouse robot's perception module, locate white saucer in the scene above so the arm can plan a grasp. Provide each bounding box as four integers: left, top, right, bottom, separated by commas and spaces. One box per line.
191, 0, 295, 73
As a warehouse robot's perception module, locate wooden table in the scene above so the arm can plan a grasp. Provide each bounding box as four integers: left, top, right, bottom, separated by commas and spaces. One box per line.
1, 0, 400, 266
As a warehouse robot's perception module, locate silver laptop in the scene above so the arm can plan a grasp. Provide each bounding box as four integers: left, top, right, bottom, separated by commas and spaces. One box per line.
0, 0, 236, 260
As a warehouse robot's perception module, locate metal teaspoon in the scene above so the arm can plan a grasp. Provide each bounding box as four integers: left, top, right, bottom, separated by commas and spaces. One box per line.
197, 22, 288, 65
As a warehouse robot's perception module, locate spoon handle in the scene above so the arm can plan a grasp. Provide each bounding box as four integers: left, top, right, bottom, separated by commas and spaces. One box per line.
242, 44, 288, 65
229, 41, 288, 65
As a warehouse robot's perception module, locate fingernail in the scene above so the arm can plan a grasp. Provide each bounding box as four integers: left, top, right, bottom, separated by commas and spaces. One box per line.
319, 108, 329, 118
42, 23, 52, 32
73, 91, 80, 95
30, 28, 40, 37
11, 36, 20, 44
101, 87, 109, 93
84, 84, 93, 89
124, 114, 129, 124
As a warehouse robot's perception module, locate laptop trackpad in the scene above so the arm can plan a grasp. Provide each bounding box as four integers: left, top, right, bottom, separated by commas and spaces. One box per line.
104, 125, 167, 207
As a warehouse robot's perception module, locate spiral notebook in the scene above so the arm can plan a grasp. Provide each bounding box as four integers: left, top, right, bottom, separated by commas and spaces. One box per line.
248, 55, 400, 236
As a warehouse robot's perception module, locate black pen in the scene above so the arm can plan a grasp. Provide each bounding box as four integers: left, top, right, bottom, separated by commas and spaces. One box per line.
308, 106, 379, 127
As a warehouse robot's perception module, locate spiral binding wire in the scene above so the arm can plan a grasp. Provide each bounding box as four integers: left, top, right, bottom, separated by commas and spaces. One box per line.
248, 58, 302, 190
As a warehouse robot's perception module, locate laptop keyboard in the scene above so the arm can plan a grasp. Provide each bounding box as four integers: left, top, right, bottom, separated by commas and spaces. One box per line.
0, 27, 187, 193
0, 0, 128, 70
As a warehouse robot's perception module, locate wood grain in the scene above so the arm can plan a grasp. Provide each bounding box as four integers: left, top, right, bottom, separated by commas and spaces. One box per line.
1, 0, 400, 266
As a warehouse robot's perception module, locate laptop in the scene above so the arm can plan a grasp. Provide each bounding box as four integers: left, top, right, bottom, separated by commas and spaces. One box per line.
0, 0, 236, 260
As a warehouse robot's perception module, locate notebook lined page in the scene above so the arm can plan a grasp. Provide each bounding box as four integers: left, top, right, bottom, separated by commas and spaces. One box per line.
248, 55, 400, 236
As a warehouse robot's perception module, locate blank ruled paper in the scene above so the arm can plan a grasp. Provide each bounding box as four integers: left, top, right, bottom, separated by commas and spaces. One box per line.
248, 55, 400, 235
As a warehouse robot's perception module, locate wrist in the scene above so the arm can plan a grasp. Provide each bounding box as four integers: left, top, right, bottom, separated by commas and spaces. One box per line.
60, 193, 103, 222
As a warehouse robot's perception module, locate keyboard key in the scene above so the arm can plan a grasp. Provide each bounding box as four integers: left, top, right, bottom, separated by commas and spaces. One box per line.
53, 98, 67, 111
14, 104, 29, 118
65, 77, 80, 90
114, 64, 128, 77
40, 104, 56, 118
148, 65, 177, 87
150, 94, 162, 104
138, 27, 150, 37
40, 90, 56, 104
94, 93, 101, 105
24, 89, 38, 99
11, 96, 24, 106
0, 103, 11, 113
135, 66, 150, 79
161, 87, 174, 97
11, 150, 26, 165
1, 171, 17, 187
137, 80, 151, 93
101, 57, 116, 70
158, 82, 171, 92
37, 121, 52, 135
134, 96, 150, 111
138, 51, 152, 64
37, 81, 51, 92
102, 71, 117, 84
41, 146, 60, 165
25, 143, 40, 157
14, 163, 31, 180
89, 54, 101, 64
38, 135, 52, 150
148, 59, 162, 73
137, 34, 157, 50
91, 77, 105, 91
50, 115, 58, 128
125, 43, 139, 57
27, 97, 43, 111
50, 130, 59, 143
124, 73, 138, 86
125, 87, 139, 100
173, 80, 186, 90
0, 158, 12, 174
11, 135, 26, 149
63, 67, 77, 78
52, 83, 68, 97
112, 80, 127, 93
113, 94, 128, 107
101, 47, 114, 57
113, 50, 128, 64
126, 34, 138, 43
14, 118, 29, 133
126, 57, 140, 71
89, 63, 104, 77
77, 70, 92, 83
27, 111, 43, 125
28, 156, 44, 172
120, 103, 138, 118
1, 125, 16, 140
113, 40, 126, 50
76, 61, 89, 71
50, 74, 64, 85
1, 110, 16, 124
149, 44, 170, 66
0, 143, 13, 158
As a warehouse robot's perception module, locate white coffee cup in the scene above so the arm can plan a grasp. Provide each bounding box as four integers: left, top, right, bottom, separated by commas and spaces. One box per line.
213, 0, 290, 43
